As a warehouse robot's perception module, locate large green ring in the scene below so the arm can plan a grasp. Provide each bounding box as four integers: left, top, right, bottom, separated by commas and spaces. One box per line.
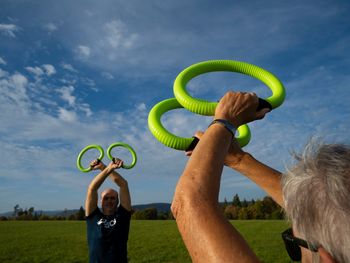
107, 142, 137, 169
148, 98, 251, 150
173, 60, 285, 115
76, 145, 104, 172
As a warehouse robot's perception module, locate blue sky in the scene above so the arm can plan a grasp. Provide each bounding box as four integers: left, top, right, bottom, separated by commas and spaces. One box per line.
0, 0, 349, 213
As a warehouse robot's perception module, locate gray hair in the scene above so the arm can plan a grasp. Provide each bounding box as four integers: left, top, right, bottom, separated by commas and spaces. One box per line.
282, 139, 350, 263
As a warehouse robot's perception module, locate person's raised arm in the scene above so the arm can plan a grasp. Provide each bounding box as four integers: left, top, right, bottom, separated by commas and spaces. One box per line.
85, 159, 123, 216
225, 143, 283, 207
172, 92, 269, 263
188, 132, 283, 207
108, 159, 132, 211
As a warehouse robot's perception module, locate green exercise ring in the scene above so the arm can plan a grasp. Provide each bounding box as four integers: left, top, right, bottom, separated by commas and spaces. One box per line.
148, 98, 251, 150
107, 142, 137, 169
76, 144, 104, 172
173, 60, 285, 116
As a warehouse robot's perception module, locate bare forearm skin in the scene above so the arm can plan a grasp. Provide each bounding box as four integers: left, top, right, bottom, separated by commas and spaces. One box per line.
172, 124, 260, 263
85, 166, 114, 216
230, 153, 284, 207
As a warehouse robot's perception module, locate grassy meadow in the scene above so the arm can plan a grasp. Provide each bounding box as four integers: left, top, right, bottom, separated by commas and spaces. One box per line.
0, 220, 292, 262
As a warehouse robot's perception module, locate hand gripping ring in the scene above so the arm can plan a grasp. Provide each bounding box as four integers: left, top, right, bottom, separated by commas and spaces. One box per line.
76, 145, 104, 172
107, 142, 137, 169
147, 98, 252, 150
173, 60, 285, 115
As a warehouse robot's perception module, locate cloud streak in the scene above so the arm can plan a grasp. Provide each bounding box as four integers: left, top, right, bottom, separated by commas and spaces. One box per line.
0, 23, 20, 37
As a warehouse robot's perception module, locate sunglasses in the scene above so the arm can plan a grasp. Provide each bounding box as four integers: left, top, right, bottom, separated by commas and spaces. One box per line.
281, 228, 318, 261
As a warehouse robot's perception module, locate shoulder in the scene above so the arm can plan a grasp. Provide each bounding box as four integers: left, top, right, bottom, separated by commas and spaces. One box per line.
117, 205, 132, 216
86, 207, 102, 219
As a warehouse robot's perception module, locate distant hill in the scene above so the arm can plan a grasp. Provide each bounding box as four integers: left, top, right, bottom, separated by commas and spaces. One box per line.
0, 203, 171, 217
133, 203, 171, 212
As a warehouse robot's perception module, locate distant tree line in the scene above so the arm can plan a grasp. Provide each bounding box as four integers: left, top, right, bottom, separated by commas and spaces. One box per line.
1, 195, 284, 221
131, 194, 283, 220
0, 205, 86, 221
222, 194, 284, 220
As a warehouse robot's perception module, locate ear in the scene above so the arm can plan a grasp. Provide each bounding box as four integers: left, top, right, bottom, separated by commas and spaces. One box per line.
319, 247, 336, 263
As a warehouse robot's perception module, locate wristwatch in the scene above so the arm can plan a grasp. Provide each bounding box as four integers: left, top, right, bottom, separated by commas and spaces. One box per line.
208, 119, 236, 138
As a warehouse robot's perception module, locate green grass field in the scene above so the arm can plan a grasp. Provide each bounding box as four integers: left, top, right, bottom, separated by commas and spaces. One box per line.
0, 220, 292, 262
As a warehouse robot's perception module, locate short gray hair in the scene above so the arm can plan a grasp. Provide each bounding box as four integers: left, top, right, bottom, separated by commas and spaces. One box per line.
282, 140, 350, 263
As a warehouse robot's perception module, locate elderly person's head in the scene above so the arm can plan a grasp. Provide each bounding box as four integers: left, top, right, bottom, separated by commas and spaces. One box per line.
282, 141, 350, 262
101, 188, 119, 216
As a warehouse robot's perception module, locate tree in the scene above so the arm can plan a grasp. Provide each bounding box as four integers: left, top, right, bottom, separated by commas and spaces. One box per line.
232, 194, 242, 207
224, 205, 240, 220
13, 204, 20, 217
28, 207, 34, 216
241, 199, 248, 208
222, 197, 229, 211
248, 200, 264, 219
238, 207, 250, 219
76, 206, 85, 220
132, 208, 158, 220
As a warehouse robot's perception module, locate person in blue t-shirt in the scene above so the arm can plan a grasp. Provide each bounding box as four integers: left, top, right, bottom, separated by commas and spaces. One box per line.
85, 158, 132, 263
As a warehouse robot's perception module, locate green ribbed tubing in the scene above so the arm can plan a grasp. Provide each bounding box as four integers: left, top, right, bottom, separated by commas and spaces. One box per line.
147, 98, 251, 150
76, 144, 104, 172
173, 60, 285, 115
107, 142, 137, 169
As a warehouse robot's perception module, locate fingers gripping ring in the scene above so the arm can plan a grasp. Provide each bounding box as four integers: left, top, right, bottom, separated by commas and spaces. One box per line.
173, 60, 286, 115
107, 142, 137, 169
147, 98, 251, 150
76, 145, 104, 172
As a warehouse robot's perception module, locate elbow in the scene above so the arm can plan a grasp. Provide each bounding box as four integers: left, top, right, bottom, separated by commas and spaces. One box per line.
87, 185, 98, 193
118, 178, 128, 188
171, 184, 209, 220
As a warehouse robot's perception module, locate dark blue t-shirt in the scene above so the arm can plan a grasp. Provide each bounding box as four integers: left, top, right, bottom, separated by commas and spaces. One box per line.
86, 206, 131, 263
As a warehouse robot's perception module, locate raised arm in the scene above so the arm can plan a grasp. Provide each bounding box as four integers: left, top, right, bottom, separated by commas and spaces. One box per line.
226, 145, 283, 207
188, 132, 283, 207
108, 163, 132, 211
172, 92, 269, 263
85, 159, 124, 216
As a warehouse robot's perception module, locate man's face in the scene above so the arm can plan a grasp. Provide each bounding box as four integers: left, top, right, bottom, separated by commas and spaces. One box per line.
101, 189, 118, 215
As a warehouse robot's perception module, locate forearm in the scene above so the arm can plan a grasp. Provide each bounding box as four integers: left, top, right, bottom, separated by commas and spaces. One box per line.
88, 166, 113, 192
85, 166, 113, 216
109, 171, 132, 210
109, 171, 128, 188
230, 153, 284, 207
179, 124, 229, 201
172, 124, 259, 262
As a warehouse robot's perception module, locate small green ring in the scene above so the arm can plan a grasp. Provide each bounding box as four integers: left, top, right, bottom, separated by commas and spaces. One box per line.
76, 145, 104, 172
107, 142, 137, 169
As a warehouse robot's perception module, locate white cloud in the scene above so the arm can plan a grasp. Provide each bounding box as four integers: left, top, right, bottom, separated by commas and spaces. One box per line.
0, 69, 8, 78
136, 103, 146, 112
42, 64, 56, 76
0, 71, 29, 111
43, 23, 58, 32
0, 57, 6, 65
58, 107, 77, 122
0, 23, 20, 38
57, 85, 76, 106
61, 63, 77, 73
101, 71, 114, 80
76, 45, 91, 59
25, 66, 44, 77
25, 64, 56, 78
79, 103, 93, 117
103, 20, 138, 49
